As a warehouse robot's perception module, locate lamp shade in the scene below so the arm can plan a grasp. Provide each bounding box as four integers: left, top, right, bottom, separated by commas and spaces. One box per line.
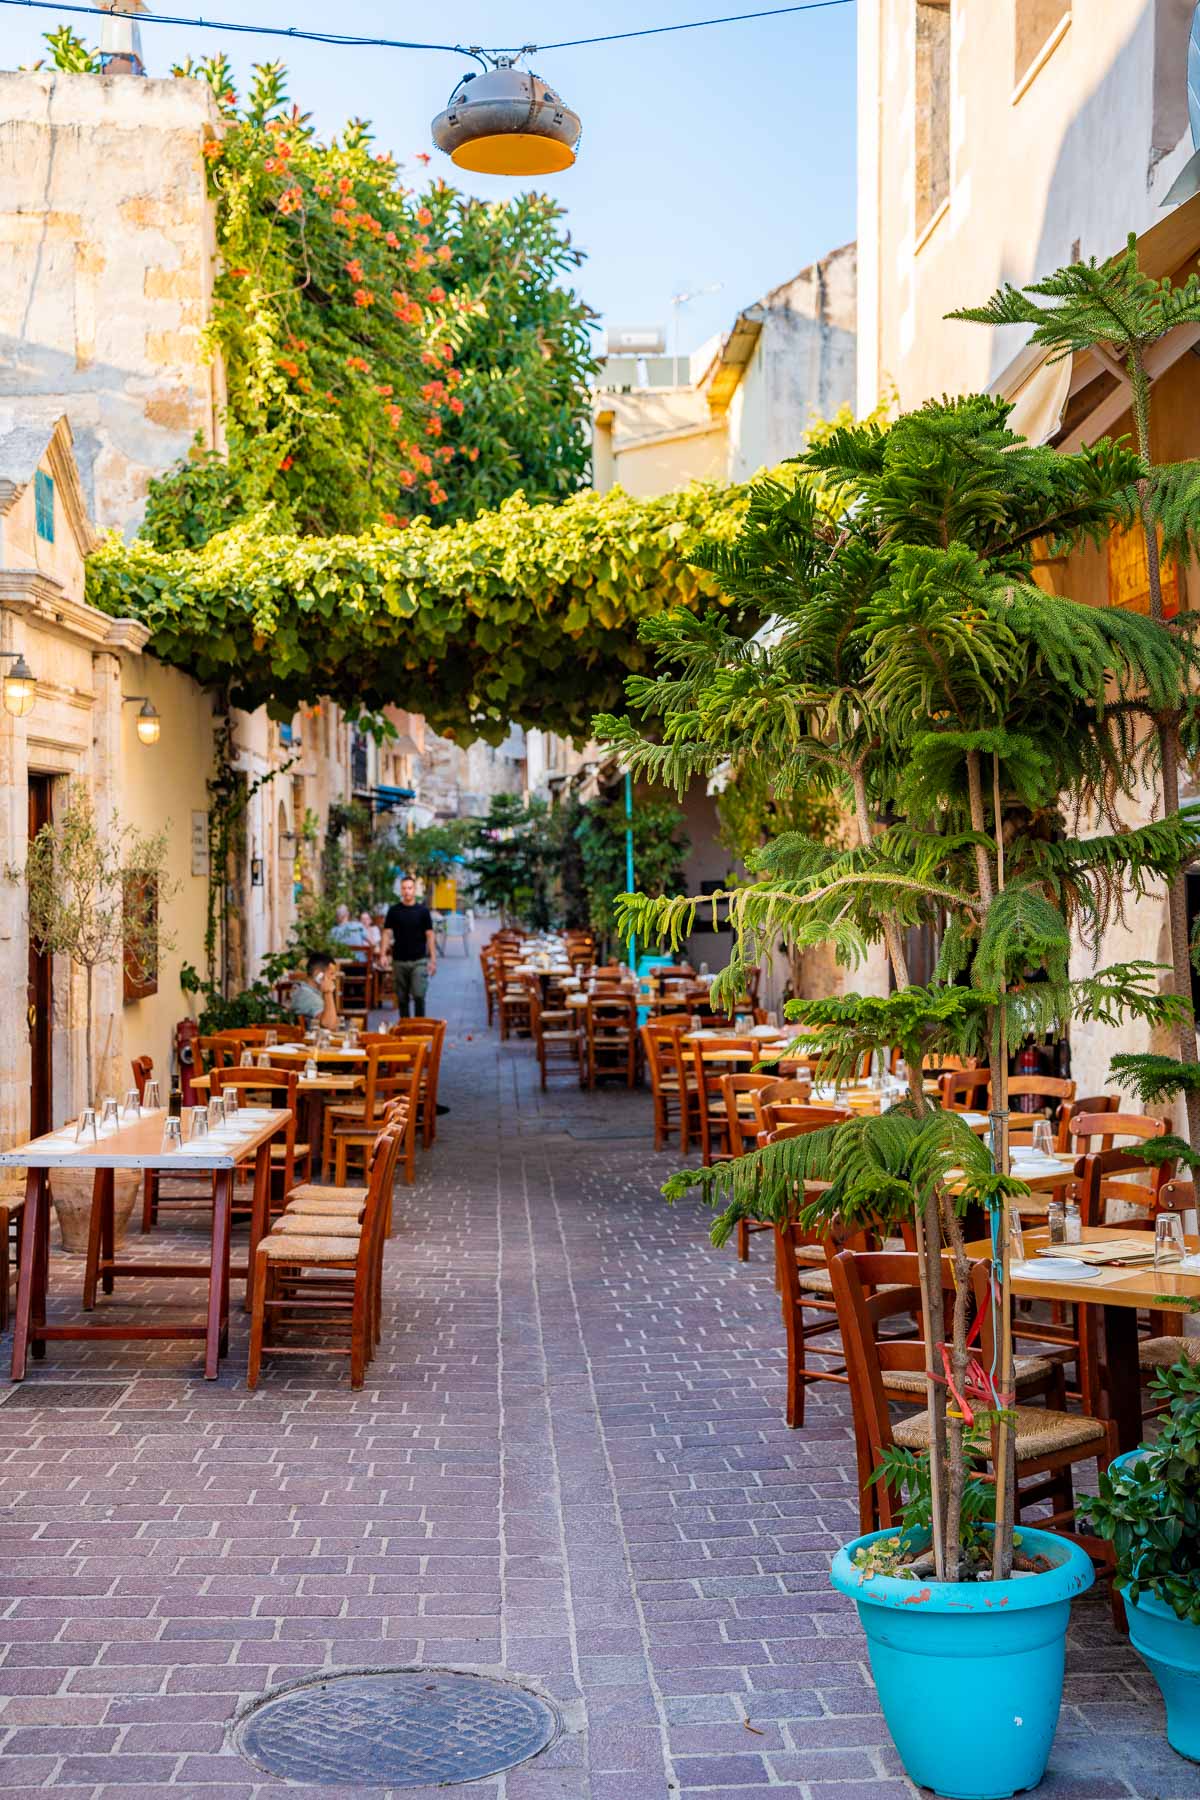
2, 654, 36, 718
432, 64, 581, 176
135, 698, 161, 745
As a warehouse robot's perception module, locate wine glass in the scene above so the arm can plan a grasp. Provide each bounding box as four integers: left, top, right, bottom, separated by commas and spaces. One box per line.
1032, 1119, 1055, 1158
1156, 1213, 1186, 1268
144, 1079, 161, 1111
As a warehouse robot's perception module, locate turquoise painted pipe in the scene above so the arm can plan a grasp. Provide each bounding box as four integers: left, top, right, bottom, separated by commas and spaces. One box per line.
831, 1526, 1094, 1799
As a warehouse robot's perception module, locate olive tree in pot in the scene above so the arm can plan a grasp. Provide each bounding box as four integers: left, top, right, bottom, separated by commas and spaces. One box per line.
604, 398, 1200, 1798
21, 789, 176, 1252
1082, 1360, 1200, 1762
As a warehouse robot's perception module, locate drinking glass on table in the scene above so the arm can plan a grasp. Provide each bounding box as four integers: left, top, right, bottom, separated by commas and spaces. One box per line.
208, 1098, 225, 1130
100, 1096, 120, 1133
303, 1059, 318, 1081
160, 1115, 183, 1152
75, 1108, 98, 1145
1031, 1119, 1055, 1157
1156, 1213, 1186, 1268
263, 1029, 278, 1048
122, 1087, 141, 1121
144, 1079, 161, 1111
189, 1107, 208, 1140
1008, 1209, 1027, 1266
240, 1049, 255, 1067
222, 1088, 240, 1119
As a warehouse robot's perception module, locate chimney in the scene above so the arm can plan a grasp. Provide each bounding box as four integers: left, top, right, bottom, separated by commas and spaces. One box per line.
99, 0, 146, 75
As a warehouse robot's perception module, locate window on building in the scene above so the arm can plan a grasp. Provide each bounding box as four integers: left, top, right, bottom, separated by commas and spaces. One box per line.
1014, 0, 1070, 89
915, 1, 951, 236
34, 469, 54, 542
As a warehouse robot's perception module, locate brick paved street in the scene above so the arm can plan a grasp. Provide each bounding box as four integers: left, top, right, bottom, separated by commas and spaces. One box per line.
0, 938, 1192, 1797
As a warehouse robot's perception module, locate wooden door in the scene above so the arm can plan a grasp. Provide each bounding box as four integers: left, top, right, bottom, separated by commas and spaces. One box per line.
27, 775, 53, 1137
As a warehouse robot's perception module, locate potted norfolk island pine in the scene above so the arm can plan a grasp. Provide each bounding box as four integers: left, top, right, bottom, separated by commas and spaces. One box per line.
600, 394, 1200, 1798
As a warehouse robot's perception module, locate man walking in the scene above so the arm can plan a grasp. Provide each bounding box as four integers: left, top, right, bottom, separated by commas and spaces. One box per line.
383, 875, 437, 1016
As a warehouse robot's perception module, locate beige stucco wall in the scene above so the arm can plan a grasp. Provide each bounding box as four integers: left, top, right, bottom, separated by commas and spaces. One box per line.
857, 0, 1195, 413
0, 70, 225, 534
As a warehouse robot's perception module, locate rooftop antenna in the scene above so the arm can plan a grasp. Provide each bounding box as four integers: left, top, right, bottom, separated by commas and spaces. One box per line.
669, 282, 723, 384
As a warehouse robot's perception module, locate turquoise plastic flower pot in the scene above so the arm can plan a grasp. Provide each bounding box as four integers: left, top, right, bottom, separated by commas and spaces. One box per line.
831, 1527, 1094, 1799
1111, 1450, 1200, 1763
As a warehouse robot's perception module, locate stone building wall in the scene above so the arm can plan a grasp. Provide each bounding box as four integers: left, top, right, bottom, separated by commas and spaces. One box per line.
0, 69, 225, 534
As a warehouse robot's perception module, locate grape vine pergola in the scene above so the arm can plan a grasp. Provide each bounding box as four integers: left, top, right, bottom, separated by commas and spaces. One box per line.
88, 481, 748, 741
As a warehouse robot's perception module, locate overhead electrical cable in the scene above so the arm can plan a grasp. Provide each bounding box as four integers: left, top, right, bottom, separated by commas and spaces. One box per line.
0, 0, 854, 62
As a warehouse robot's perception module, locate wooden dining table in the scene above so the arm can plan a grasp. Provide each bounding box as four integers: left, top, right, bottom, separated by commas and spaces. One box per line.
1, 1107, 288, 1381
965, 1221, 1199, 1452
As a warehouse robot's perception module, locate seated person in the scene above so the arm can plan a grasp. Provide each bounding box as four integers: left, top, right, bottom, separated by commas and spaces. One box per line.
361, 911, 382, 953
330, 903, 368, 950
288, 952, 340, 1030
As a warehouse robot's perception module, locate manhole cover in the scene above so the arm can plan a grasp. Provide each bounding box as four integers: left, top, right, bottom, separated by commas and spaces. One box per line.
1, 1383, 130, 1410
236, 1669, 559, 1787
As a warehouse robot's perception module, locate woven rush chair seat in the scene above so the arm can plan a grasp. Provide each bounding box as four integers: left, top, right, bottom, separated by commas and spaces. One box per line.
894, 1405, 1107, 1460
273, 1212, 363, 1237
799, 1265, 905, 1298
287, 1182, 367, 1204
884, 1353, 1059, 1395
286, 1194, 367, 1216
260, 1232, 361, 1260
1139, 1335, 1200, 1369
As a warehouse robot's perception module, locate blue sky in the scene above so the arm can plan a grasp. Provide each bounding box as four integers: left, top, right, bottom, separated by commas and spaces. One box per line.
4, 0, 858, 359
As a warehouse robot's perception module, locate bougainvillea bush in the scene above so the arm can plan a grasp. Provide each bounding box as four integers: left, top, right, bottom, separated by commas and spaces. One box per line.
138, 55, 597, 545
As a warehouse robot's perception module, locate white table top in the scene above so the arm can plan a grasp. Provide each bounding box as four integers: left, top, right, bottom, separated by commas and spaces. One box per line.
0, 1108, 290, 1171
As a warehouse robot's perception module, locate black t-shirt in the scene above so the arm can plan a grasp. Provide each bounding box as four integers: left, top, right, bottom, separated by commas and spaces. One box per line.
385, 901, 433, 961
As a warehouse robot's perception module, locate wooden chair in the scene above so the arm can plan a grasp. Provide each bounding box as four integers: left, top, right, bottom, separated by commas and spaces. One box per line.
1137, 1178, 1200, 1384
338, 956, 371, 1020
137, 1052, 215, 1233
831, 1248, 1114, 1535
585, 995, 638, 1090
760, 1101, 851, 1140
938, 1068, 993, 1112
386, 1017, 446, 1146
642, 1018, 695, 1152
212, 1065, 307, 1209
324, 1041, 426, 1190
0, 1189, 25, 1332
198, 1035, 238, 1075
498, 974, 535, 1041
689, 1037, 757, 1165
248, 1125, 402, 1390
1007, 1074, 1075, 1144
719, 1072, 780, 1261
1056, 1092, 1118, 1152
531, 991, 582, 1089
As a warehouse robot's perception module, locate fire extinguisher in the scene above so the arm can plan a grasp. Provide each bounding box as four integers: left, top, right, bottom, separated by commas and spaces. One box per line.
174, 1018, 200, 1108
1015, 1038, 1040, 1113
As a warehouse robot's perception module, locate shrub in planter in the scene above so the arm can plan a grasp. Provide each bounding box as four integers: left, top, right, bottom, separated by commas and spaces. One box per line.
1082, 1360, 1200, 1761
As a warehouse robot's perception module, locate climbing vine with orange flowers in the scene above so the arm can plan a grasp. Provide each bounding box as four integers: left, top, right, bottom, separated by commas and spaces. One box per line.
137, 56, 598, 546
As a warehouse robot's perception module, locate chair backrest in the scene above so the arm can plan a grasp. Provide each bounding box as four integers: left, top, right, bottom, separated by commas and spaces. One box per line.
1006, 1074, 1076, 1144
829, 1248, 972, 1526
1058, 1094, 1118, 1152
939, 1068, 992, 1110
131, 1055, 153, 1101
362, 1041, 428, 1125
640, 1021, 684, 1094
355, 1123, 406, 1280
1072, 1115, 1173, 1224
761, 1101, 852, 1135
719, 1073, 777, 1157
1161, 1178, 1196, 1217
198, 1035, 237, 1072
689, 1038, 756, 1117
211, 1065, 300, 1182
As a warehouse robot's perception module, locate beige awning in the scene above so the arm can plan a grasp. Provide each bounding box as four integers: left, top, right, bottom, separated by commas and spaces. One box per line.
1000, 349, 1072, 445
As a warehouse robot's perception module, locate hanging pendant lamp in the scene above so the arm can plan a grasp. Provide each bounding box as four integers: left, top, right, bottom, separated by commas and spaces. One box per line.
432, 57, 581, 176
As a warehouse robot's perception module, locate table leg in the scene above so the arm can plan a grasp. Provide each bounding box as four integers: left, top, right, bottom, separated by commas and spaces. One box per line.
100, 1172, 115, 1295
82, 1168, 104, 1311
10, 1169, 42, 1380
1102, 1303, 1144, 1454
205, 1168, 232, 1380
33, 1188, 49, 1360
246, 1140, 272, 1300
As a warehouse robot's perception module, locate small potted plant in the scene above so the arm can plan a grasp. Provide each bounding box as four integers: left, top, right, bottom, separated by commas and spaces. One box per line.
1082, 1360, 1200, 1762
